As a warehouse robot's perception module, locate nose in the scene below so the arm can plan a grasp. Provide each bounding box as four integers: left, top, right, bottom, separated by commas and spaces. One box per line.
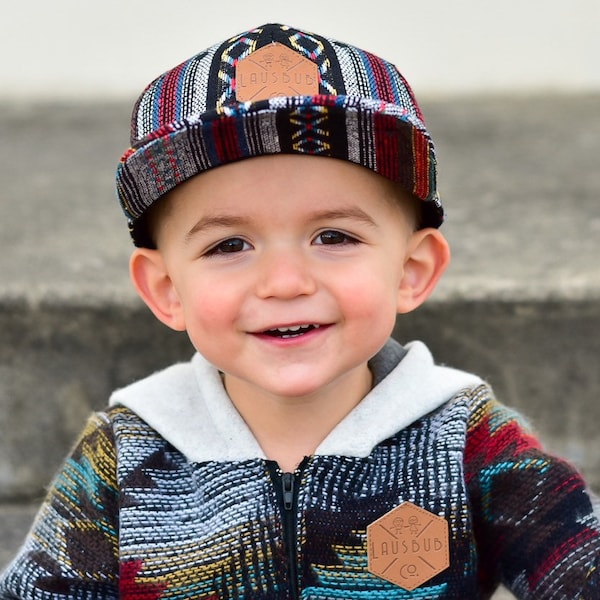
255, 246, 317, 299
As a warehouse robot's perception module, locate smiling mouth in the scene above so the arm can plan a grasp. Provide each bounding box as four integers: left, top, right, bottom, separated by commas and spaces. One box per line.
262, 324, 321, 338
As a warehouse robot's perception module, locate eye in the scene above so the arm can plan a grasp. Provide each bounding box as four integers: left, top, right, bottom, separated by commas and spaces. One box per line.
205, 237, 250, 256
313, 230, 359, 245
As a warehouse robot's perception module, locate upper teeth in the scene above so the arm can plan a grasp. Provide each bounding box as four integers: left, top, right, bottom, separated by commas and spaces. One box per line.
273, 324, 319, 333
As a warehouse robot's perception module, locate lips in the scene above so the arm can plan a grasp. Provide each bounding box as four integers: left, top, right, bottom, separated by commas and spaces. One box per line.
262, 324, 321, 338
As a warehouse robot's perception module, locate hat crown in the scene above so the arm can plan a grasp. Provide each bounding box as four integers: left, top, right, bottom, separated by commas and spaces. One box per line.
117, 23, 444, 247
130, 24, 423, 146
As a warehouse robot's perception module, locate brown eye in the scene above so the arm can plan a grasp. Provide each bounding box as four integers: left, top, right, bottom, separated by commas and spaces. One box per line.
205, 237, 249, 256
219, 238, 245, 252
314, 230, 358, 245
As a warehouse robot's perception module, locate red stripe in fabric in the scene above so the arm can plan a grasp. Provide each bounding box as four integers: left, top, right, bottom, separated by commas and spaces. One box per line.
364, 51, 395, 103
528, 528, 599, 589
553, 472, 587, 497
158, 62, 186, 126
373, 113, 400, 182
213, 117, 243, 163
164, 137, 181, 183
412, 131, 430, 198
143, 148, 165, 195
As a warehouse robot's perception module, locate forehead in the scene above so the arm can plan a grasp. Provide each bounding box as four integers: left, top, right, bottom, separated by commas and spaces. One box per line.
169, 155, 415, 212
151, 155, 418, 243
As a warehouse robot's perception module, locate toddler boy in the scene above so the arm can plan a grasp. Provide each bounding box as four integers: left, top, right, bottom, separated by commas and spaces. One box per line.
1, 23, 598, 600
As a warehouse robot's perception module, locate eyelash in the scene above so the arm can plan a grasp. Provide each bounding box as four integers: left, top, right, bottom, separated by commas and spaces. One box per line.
203, 237, 250, 257
313, 230, 360, 246
202, 229, 360, 257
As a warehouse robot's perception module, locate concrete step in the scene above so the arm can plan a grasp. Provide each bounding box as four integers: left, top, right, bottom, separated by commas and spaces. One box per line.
0, 95, 599, 529
0, 501, 39, 569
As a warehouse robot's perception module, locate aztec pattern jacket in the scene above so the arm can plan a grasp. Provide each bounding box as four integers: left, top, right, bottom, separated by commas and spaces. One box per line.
1, 340, 599, 599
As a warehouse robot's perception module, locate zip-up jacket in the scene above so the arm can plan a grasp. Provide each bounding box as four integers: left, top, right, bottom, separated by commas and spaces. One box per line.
1, 340, 598, 599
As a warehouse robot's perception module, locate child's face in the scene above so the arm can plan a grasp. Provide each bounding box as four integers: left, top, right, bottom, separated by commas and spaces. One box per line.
132, 155, 447, 403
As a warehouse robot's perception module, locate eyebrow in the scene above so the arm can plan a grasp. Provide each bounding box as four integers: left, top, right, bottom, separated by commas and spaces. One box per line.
307, 207, 378, 228
185, 215, 247, 243
184, 205, 378, 243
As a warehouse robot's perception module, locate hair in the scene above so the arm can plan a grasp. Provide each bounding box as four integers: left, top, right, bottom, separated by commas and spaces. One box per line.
137, 194, 174, 250
383, 183, 425, 233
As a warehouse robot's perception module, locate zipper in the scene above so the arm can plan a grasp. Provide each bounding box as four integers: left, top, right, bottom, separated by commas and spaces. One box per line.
282, 471, 295, 511
267, 459, 308, 600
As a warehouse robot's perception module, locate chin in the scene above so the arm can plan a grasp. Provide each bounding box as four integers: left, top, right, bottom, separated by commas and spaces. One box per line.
266, 383, 324, 401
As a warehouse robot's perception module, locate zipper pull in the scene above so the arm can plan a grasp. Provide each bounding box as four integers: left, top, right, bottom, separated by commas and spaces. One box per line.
282, 471, 294, 511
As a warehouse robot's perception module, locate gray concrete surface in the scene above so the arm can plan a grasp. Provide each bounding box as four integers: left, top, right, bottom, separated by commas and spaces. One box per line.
0, 95, 599, 590
0, 502, 39, 570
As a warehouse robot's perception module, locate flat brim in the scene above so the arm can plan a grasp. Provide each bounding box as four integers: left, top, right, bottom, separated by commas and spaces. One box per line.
116, 95, 443, 246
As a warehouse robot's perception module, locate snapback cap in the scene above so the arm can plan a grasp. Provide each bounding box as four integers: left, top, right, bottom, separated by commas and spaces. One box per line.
116, 23, 444, 247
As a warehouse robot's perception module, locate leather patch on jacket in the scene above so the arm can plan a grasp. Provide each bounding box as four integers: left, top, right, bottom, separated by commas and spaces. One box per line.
235, 43, 319, 102
367, 501, 450, 591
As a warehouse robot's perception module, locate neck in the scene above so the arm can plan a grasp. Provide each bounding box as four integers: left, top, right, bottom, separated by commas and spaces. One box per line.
224, 367, 373, 472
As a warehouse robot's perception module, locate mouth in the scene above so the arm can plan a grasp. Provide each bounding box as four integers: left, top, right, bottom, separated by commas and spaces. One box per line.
261, 324, 322, 339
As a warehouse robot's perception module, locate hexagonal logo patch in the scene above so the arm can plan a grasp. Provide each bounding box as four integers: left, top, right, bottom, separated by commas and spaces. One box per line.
235, 42, 319, 102
367, 501, 450, 591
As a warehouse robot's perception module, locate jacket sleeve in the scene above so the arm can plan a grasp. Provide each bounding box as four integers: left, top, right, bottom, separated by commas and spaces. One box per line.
464, 388, 600, 599
0, 412, 119, 599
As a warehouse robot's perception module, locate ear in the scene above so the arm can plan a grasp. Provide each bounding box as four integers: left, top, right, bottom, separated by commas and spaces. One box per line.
396, 228, 450, 314
129, 249, 186, 331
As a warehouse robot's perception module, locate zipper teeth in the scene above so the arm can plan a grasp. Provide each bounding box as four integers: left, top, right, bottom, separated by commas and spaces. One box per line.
275, 466, 303, 476
268, 460, 308, 599
284, 469, 299, 600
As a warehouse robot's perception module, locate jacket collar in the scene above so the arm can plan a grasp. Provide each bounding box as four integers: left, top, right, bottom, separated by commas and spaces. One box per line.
110, 339, 482, 462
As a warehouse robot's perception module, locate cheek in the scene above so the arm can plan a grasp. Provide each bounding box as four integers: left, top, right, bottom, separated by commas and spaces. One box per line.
178, 280, 239, 330
337, 266, 401, 320
181, 288, 240, 360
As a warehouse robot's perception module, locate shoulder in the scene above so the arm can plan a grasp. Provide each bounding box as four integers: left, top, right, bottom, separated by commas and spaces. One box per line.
458, 386, 543, 469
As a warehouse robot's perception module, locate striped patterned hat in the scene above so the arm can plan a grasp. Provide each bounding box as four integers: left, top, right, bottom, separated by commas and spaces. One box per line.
116, 23, 444, 247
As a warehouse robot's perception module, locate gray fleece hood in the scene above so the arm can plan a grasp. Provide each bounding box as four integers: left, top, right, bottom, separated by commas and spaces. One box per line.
110, 339, 482, 463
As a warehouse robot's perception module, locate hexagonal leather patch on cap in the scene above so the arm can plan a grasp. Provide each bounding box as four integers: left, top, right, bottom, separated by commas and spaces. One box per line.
235, 42, 319, 102
367, 501, 450, 591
